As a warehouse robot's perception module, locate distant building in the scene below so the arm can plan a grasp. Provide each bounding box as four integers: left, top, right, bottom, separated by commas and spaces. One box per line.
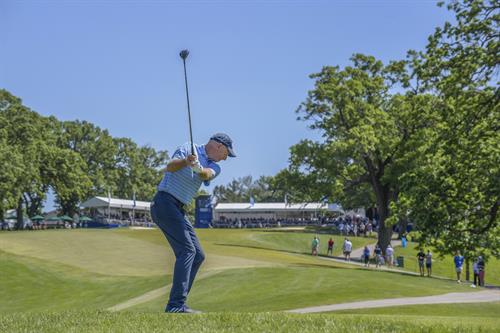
80, 196, 152, 224
213, 202, 333, 220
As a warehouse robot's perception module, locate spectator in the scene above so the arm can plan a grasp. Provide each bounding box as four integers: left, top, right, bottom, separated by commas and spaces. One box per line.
477, 256, 485, 287
327, 238, 334, 256
359, 222, 366, 237
374, 244, 382, 268
363, 245, 371, 267
426, 250, 433, 277
367, 222, 373, 237
343, 238, 352, 261
401, 235, 407, 248
386, 244, 394, 267
311, 236, 319, 256
454, 251, 464, 283
472, 258, 479, 287
417, 249, 426, 276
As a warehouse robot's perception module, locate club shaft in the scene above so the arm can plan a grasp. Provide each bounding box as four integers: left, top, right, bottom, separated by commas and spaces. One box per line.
182, 58, 195, 155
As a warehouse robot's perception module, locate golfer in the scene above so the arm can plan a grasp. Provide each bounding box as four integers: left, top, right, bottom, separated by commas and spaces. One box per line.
151, 133, 236, 313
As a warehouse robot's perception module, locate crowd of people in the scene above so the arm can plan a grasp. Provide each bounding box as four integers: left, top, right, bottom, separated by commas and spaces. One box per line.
452, 251, 486, 287
211, 217, 322, 229
211, 215, 378, 237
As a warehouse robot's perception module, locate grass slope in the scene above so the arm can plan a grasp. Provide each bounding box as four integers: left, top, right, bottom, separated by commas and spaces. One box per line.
131, 265, 474, 312
0, 227, 493, 326
0, 250, 168, 313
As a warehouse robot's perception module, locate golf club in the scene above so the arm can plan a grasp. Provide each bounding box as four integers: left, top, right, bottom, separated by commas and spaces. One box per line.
179, 49, 195, 155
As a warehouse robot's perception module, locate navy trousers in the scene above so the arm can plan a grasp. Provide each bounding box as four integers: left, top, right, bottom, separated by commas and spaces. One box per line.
150, 191, 205, 310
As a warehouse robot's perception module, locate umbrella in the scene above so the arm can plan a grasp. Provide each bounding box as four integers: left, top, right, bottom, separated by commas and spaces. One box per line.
78, 216, 93, 222
47, 216, 61, 222
31, 215, 45, 221
59, 215, 74, 222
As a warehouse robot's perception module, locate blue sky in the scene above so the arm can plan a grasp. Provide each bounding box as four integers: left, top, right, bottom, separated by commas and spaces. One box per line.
0, 0, 453, 209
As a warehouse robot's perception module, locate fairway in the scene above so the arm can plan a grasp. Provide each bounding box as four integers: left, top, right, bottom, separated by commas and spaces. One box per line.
1, 228, 498, 332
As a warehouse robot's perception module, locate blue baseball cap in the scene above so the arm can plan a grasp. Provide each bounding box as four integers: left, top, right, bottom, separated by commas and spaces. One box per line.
210, 133, 236, 157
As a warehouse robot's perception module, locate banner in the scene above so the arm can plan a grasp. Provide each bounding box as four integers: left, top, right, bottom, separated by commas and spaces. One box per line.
195, 195, 213, 228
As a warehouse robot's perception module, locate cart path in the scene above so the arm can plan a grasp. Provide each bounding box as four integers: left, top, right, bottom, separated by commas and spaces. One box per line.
107, 269, 224, 312
287, 290, 500, 313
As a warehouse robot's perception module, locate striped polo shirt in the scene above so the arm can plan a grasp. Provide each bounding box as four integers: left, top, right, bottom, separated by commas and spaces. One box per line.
158, 142, 221, 204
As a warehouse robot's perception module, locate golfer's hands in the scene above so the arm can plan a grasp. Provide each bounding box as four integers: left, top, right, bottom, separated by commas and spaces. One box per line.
186, 155, 203, 173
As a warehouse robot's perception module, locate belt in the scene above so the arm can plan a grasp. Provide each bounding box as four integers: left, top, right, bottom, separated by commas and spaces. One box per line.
159, 190, 185, 208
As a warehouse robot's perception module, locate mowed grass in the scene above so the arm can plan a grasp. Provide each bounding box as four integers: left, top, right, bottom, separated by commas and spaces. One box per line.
0, 228, 374, 314
1, 228, 498, 333
1, 311, 498, 333
130, 265, 474, 312
0, 250, 169, 313
392, 242, 500, 285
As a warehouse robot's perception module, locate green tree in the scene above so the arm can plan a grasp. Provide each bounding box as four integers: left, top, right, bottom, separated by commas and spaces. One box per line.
213, 175, 285, 203
56, 120, 119, 212
293, 54, 437, 250
0, 89, 54, 228
113, 137, 168, 202
397, 0, 500, 268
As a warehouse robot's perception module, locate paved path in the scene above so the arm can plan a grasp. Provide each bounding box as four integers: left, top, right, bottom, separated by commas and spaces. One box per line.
350, 240, 401, 258
287, 290, 500, 313
107, 270, 223, 312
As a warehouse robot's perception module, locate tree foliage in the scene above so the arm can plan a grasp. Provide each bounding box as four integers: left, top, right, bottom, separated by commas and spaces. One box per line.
0, 89, 168, 222
395, 0, 500, 260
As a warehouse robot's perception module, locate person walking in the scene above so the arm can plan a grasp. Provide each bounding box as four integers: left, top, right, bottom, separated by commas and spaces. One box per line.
367, 222, 373, 237
472, 258, 479, 287
374, 244, 382, 268
385, 244, 394, 267
417, 249, 425, 277
311, 236, 320, 256
477, 256, 485, 287
343, 238, 353, 261
327, 237, 334, 256
151, 133, 235, 313
454, 251, 464, 283
425, 250, 433, 277
363, 245, 371, 267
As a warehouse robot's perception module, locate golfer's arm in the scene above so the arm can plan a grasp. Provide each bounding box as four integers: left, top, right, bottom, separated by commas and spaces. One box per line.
163, 160, 214, 180
164, 159, 189, 173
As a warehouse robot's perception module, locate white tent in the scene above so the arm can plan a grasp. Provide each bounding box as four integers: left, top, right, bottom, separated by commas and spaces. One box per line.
80, 196, 150, 211
213, 202, 328, 220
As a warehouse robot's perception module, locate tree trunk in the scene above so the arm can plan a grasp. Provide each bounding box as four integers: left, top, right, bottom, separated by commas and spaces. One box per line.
374, 184, 392, 253
15, 197, 24, 230
378, 212, 393, 254
398, 218, 408, 239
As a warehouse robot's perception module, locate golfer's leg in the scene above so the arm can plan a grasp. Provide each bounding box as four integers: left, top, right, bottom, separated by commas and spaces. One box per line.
185, 218, 205, 293
151, 194, 196, 309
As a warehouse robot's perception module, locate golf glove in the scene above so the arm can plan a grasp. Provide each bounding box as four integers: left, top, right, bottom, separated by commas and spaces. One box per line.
191, 161, 203, 174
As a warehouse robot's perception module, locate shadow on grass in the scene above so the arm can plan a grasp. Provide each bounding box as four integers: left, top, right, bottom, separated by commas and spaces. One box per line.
214, 242, 310, 256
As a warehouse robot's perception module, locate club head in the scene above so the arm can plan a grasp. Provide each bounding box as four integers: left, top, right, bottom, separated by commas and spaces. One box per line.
179, 49, 189, 60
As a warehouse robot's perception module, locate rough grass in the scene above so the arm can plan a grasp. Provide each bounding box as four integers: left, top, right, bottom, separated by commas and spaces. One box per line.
0, 311, 498, 333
